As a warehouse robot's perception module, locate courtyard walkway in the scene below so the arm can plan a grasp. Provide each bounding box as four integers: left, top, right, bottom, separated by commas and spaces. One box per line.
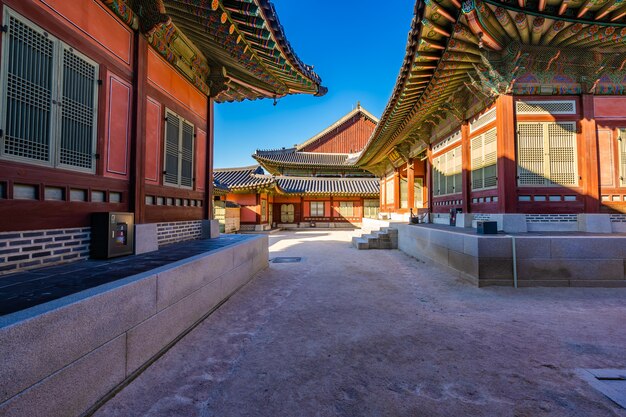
94, 230, 626, 417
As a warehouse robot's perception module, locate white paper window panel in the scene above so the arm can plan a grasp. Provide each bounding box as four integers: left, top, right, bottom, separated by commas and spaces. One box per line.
469, 107, 496, 133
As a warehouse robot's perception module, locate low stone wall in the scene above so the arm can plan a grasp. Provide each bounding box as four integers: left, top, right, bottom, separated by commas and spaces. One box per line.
0, 228, 90, 276
0, 235, 269, 417
156, 220, 203, 246
397, 224, 626, 287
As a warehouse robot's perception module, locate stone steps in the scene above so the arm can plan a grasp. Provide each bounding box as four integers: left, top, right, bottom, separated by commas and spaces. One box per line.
351, 227, 398, 250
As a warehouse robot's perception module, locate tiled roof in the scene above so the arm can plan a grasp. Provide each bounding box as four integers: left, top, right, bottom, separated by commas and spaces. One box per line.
213, 166, 379, 196
275, 176, 379, 196
254, 148, 351, 167
213, 166, 274, 190
104, 0, 326, 102
355, 0, 626, 168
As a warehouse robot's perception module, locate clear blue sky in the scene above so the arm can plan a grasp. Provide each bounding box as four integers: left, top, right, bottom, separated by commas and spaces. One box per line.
213, 1, 415, 168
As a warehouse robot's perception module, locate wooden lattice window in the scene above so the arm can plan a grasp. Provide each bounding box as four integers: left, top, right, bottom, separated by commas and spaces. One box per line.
363, 199, 379, 218
400, 177, 408, 208
338, 201, 354, 217
0, 8, 98, 172
471, 128, 497, 191
433, 146, 462, 196
164, 109, 194, 188
619, 129, 626, 187
517, 122, 578, 187
310, 201, 324, 216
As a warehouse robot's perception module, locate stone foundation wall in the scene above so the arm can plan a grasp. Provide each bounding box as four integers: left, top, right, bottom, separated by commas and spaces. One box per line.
0, 228, 90, 276
0, 235, 269, 417
397, 224, 626, 287
156, 221, 202, 246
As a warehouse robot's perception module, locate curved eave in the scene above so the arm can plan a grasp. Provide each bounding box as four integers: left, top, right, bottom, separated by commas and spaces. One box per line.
163, 0, 325, 101
356, 0, 626, 170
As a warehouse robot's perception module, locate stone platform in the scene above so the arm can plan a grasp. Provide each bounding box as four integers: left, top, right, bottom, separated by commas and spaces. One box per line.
397, 224, 626, 287
0, 234, 268, 417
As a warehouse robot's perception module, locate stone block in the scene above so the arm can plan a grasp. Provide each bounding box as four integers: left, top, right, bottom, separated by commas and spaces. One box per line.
221, 259, 255, 298
455, 213, 474, 228
517, 259, 624, 281
577, 214, 612, 233
0, 276, 156, 403
0, 335, 125, 417
202, 219, 220, 239
570, 280, 626, 288
501, 214, 528, 233
156, 247, 234, 311
513, 237, 551, 259
478, 258, 513, 279
477, 236, 513, 258
233, 237, 263, 267
430, 230, 463, 252
135, 223, 158, 254
549, 237, 624, 259
478, 279, 514, 287
516, 280, 570, 287
448, 250, 478, 277
463, 235, 478, 257
425, 243, 449, 266
126, 278, 222, 374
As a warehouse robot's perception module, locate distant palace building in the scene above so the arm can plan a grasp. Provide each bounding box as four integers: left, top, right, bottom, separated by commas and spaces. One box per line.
352, 0, 626, 232
0, 0, 325, 274
214, 105, 381, 230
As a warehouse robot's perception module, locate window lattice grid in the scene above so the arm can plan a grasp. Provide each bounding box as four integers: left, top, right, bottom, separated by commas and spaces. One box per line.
469, 108, 496, 133
517, 123, 546, 185
59, 47, 97, 170
617, 129, 626, 187
517, 122, 578, 187
515, 100, 576, 115
338, 201, 354, 217
180, 121, 194, 188
434, 146, 461, 196
483, 129, 498, 188
310, 201, 324, 216
548, 123, 577, 186
470, 136, 483, 190
3, 15, 54, 162
164, 113, 180, 186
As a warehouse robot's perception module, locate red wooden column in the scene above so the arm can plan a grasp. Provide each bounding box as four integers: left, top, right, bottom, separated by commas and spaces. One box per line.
131, 33, 148, 223
407, 159, 415, 211
393, 169, 400, 211
426, 147, 433, 213
380, 177, 386, 210
330, 196, 334, 222
581, 94, 600, 213
460, 122, 470, 213
205, 98, 215, 220
495, 95, 517, 213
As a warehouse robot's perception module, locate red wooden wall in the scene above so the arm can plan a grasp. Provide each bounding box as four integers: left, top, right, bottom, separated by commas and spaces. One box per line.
300, 115, 376, 154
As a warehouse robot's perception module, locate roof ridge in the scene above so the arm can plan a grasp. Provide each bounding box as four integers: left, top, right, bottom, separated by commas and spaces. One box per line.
214, 164, 262, 172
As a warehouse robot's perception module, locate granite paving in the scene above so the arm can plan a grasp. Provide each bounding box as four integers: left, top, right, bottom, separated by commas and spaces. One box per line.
93, 230, 626, 417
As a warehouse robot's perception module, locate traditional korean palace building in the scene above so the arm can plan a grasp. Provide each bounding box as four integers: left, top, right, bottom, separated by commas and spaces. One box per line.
214, 106, 381, 230
353, 0, 626, 233
0, 0, 325, 273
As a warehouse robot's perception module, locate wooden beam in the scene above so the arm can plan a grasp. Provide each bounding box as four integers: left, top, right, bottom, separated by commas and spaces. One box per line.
132, 34, 148, 224
495, 96, 517, 213
581, 94, 600, 213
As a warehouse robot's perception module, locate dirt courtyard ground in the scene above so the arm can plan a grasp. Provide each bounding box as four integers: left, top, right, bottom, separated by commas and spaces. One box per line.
94, 230, 626, 417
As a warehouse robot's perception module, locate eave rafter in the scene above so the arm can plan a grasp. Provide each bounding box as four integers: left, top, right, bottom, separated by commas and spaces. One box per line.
356, 0, 626, 173
103, 0, 325, 102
